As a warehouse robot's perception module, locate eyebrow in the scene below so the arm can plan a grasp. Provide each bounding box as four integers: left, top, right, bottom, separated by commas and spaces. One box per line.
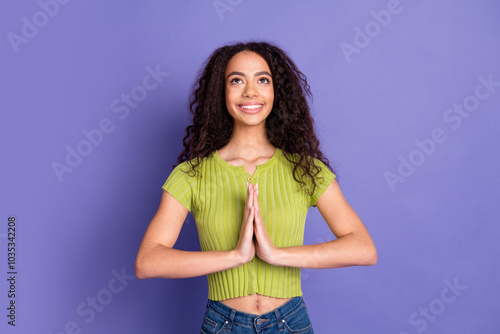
227, 71, 272, 79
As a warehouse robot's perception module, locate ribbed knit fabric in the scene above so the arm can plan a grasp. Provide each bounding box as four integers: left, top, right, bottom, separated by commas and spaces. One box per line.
162, 147, 336, 301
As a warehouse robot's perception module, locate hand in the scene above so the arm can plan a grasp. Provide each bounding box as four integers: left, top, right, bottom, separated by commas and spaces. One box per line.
252, 183, 280, 265
234, 182, 256, 265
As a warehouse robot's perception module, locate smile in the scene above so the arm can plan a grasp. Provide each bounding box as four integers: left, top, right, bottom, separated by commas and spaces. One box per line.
237, 104, 264, 114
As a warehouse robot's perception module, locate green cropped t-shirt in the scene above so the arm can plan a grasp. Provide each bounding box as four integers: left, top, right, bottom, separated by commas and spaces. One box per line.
162, 147, 336, 301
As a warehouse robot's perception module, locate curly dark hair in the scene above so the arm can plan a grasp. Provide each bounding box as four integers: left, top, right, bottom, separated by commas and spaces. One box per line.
174, 40, 337, 195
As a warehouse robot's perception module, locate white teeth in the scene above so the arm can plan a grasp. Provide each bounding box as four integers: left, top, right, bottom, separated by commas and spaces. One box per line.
240, 104, 263, 110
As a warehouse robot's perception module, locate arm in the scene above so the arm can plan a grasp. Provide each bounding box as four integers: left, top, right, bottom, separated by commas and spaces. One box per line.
135, 189, 255, 279
252, 179, 377, 269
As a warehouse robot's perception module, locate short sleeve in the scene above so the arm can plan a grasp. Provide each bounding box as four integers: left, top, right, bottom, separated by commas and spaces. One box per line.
162, 162, 197, 212
309, 159, 336, 208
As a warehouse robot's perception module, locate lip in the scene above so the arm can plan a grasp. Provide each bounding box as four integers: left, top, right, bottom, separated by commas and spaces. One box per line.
236, 103, 265, 114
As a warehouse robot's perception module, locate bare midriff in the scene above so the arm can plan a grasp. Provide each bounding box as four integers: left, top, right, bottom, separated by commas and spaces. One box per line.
220, 294, 292, 315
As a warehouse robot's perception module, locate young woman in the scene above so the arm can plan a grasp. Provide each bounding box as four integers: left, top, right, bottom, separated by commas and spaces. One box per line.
135, 41, 377, 333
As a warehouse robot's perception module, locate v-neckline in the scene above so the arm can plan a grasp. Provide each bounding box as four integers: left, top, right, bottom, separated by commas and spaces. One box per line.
213, 147, 281, 178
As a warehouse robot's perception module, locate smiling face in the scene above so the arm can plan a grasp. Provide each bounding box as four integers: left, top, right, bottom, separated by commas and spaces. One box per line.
224, 51, 274, 128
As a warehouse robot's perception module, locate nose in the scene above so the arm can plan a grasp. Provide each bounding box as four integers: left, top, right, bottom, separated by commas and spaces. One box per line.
243, 81, 258, 98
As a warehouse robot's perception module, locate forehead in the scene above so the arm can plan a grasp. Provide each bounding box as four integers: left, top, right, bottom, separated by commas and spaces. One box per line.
225, 51, 271, 75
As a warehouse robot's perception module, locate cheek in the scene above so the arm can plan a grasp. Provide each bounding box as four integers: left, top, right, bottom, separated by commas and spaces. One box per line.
264, 88, 274, 101
265, 83, 274, 96
225, 85, 239, 98
225, 87, 234, 104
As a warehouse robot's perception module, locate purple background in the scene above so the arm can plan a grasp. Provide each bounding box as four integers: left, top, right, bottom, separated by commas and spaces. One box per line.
2, 0, 500, 333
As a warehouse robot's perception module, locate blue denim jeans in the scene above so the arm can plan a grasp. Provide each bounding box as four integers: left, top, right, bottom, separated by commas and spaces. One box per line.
200, 296, 314, 334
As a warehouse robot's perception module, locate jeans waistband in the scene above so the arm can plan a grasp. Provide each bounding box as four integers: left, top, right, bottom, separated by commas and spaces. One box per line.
206, 296, 305, 331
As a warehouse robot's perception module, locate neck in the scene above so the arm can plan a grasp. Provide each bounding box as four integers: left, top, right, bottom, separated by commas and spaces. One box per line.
221, 122, 275, 158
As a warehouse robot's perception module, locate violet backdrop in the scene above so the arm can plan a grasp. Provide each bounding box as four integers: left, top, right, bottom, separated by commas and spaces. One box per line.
1, 0, 499, 333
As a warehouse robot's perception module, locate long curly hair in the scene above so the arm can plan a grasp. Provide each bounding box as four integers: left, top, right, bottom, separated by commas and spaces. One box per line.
174, 40, 337, 195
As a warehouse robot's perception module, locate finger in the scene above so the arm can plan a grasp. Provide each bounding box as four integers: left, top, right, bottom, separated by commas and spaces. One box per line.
246, 182, 253, 209
253, 206, 267, 240
248, 184, 254, 208
242, 189, 254, 231
247, 207, 255, 234
253, 207, 261, 233
247, 205, 254, 223
253, 185, 259, 211
241, 210, 254, 240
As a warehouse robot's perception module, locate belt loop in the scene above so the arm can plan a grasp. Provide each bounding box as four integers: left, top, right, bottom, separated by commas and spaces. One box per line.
226, 309, 236, 332
274, 309, 284, 330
